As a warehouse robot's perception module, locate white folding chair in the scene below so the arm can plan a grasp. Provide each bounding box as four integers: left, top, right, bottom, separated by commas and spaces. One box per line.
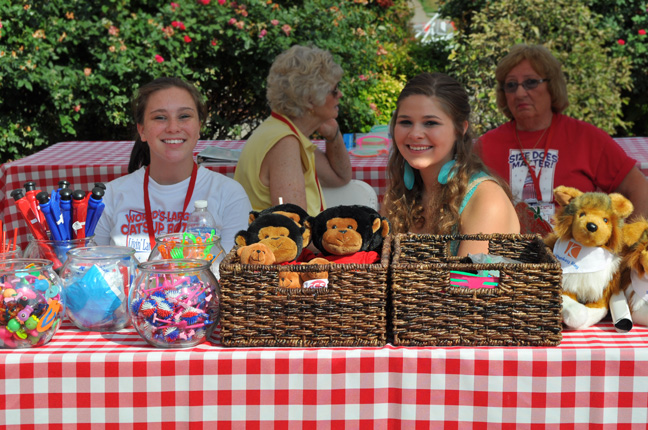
321, 179, 378, 211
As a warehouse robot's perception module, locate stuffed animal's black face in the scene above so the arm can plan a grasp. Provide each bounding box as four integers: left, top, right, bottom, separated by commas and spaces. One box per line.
249, 203, 313, 247
235, 213, 304, 263
311, 205, 390, 256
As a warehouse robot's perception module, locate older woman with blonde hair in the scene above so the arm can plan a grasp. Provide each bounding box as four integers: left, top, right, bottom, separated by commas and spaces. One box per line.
234, 44, 352, 216
476, 43, 648, 227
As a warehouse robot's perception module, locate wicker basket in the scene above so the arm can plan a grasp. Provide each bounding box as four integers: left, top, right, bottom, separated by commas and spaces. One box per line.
390, 233, 562, 346
218, 236, 391, 347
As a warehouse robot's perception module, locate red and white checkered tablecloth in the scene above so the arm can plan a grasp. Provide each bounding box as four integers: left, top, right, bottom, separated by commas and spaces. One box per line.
616, 137, 648, 176
1, 321, 647, 428
0, 140, 388, 251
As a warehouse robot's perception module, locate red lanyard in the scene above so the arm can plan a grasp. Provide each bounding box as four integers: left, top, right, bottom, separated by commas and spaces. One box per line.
516, 117, 556, 202
270, 112, 324, 212
143, 162, 198, 249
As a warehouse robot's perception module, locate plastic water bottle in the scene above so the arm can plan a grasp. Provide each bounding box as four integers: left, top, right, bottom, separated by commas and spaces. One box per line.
186, 200, 221, 240
186, 200, 225, 278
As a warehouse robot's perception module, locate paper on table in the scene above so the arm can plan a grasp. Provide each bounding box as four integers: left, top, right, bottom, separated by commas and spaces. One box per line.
197, 146, 242, 164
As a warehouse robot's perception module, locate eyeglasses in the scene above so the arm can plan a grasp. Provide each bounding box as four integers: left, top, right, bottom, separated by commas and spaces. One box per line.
502, 78, 549, 93
330, 84, 340, 98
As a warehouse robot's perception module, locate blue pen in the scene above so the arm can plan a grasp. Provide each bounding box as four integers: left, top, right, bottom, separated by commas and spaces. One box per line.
86, 201, 105, 237
85, 187, 105, 237
49, 188, 68, 240
59, 188, 74, 240
36, 191, 63, 241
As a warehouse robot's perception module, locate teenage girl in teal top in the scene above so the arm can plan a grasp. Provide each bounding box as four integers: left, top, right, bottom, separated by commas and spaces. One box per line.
382, 73, 520, 256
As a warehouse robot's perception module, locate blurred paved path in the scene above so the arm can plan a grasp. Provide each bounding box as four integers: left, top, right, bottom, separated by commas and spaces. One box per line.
409, 0, 430, 27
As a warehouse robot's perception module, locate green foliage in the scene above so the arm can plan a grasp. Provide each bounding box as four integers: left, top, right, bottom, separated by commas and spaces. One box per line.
591, 0, 648, 136
402, 37, 452, 76
0, 0, 416, 163
445, 0, 633, 136
342, 71, 406, 132
439, 0, 646, 137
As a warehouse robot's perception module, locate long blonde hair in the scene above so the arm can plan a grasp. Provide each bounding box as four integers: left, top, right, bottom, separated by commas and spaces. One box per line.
383, 72, 510, 234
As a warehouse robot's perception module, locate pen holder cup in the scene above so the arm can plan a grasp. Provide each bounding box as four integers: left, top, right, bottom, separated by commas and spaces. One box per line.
0, 259, 66, 349
148, 232, 225, 278
129, 259, 220, 348
0, 247, 22, 260
59, 246, 138, 332
24, 236, 96, 273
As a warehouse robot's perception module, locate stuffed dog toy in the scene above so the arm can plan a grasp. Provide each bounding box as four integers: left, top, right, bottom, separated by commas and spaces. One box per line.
544, 186, 634, 330
619, 218, 648, 327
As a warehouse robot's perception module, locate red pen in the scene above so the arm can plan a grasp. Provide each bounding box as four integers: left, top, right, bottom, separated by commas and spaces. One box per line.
11, 189, 63, 270
11, 189, 48, 241
24, 181, 45, 225
72, 189, 88, 239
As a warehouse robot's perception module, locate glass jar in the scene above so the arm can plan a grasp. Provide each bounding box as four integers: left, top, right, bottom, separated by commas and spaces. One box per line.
24, 235, 96, 273
58, 246, 138, 332
129, 259, 219, 348
0, 258, 66, 348
148, 232, 225, 278
0, 247, 22, 260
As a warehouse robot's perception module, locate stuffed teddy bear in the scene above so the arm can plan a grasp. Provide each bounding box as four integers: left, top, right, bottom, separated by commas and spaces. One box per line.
619, 217, 648, 327
236, 211, 328, 289
299, 257, 330, 288
235, 213, 305, 264
544, 186, 634, 330
277, 271, 301, 289
237, 242, 276, 265
311, 205, 390, 264
276, 258, 330, 290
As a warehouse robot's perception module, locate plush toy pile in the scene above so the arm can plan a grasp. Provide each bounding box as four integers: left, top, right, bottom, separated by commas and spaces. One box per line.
234, 203, 390, 289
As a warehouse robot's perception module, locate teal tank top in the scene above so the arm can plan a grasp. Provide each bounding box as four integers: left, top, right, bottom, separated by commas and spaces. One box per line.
450, 172, 493, 256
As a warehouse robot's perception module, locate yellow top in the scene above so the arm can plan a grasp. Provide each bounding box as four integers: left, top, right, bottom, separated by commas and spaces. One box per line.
233, 115, 324, 216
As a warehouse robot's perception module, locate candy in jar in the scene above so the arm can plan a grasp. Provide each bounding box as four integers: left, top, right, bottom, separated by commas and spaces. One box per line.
129, 259, 219, 348
0, 259, 66, 348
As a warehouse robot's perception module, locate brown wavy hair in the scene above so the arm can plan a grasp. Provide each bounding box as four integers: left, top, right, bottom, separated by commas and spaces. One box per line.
127, 77, 207, 173
383, 72, 510, 235
495, 44, 569, 119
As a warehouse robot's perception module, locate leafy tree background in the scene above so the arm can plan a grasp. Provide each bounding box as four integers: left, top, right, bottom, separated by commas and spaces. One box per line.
0, 0, 429, 162
439, 0, 648, 137
1, 0, 645, 163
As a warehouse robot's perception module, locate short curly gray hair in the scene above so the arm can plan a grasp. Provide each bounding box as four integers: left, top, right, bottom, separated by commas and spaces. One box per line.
266, 45, 343, 118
